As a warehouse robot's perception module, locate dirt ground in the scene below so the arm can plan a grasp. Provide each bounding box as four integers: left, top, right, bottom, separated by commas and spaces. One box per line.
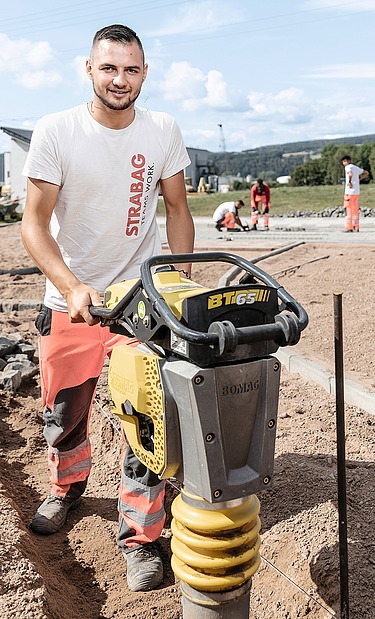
0, 223, 374, 619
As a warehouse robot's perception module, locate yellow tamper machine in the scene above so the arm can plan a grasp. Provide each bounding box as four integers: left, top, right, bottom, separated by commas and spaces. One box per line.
90, 252, 308, 619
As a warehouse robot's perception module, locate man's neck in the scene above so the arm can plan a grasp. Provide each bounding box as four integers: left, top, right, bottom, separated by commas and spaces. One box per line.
88, 100, 135, 129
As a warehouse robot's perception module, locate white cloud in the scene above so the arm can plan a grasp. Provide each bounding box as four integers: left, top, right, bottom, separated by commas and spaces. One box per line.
160, 61, 231, 111
305, 63, 375, 79
0, 33, 52, 71
0, 32, 62, 90
205, 70, 231, 108
162, 61, 206, 104
144, 0, 230, 37
247, 88, 312, 124
25, 41, 52, 69
182, 84, 375, 152
17, 71, 62, 89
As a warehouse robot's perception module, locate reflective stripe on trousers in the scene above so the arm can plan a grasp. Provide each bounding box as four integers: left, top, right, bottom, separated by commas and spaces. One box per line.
117, 445, 166, 549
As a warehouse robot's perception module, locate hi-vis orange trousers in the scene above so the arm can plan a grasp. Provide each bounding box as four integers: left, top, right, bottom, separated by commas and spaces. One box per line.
344, 194, 360, 231
36, 306, 166, 550
251, 195, 269, 228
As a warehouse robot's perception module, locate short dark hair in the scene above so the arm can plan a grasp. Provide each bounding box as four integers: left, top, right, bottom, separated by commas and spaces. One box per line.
341, 155, 351, 163
237, 200, 244, 207
92, 24, 145, 63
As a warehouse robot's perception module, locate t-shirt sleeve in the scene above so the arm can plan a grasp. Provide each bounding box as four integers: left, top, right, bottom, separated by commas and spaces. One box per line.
160, 117, 191, 180
22, 117, 62, 186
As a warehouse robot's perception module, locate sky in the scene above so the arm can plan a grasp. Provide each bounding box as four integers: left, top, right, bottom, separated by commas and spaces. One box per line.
1, 0, 375, 154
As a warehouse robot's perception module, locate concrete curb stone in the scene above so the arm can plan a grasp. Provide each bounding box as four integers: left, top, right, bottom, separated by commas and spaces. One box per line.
276, 347, 375, 416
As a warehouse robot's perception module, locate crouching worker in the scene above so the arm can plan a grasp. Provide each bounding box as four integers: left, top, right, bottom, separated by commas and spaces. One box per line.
250, 178, 271, 230
213, 199, 247, 231
20, 23, 194, 593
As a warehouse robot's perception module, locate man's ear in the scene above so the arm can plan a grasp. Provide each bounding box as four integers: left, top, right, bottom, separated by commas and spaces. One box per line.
142, 63, 149, 82
86, 59, 93, 79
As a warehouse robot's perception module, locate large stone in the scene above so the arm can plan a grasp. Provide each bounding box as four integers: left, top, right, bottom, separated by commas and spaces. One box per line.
4, 353, 29, 363
5, 360, 39, 381
0, 368, 22, 391
0, 337, 18, 357
16, 343, 36, 359
6, 332, 25, 344
18, 300, 43, 311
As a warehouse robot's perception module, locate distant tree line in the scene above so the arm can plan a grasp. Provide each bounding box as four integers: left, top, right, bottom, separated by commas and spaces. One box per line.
211, 148, 306, 181
289, 142, 374, 186
210, 134, 375, 186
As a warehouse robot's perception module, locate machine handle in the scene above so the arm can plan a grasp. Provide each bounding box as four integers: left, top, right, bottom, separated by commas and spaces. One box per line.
141, 251, 308, 332
89, 253, 308, 350
89, 279, 143, 320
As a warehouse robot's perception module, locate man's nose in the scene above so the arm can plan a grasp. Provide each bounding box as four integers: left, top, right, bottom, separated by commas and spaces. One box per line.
112, 72, 127, 87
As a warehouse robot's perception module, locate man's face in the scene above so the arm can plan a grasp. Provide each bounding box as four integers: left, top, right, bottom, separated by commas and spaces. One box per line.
342, 159, 350, 167
86, 39, 147, 111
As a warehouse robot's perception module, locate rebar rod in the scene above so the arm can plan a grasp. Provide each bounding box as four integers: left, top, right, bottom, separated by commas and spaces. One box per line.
333, 292, 350, 619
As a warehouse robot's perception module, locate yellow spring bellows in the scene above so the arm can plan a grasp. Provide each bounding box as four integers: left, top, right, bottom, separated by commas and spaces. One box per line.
171, 494, 262, 592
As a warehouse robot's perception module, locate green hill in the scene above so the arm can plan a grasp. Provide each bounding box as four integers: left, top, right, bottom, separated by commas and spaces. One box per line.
210, 133, 375, 180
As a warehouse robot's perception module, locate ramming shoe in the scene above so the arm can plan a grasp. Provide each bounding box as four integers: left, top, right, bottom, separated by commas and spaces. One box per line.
30, 494, 82, 535
125, 543, 164, 592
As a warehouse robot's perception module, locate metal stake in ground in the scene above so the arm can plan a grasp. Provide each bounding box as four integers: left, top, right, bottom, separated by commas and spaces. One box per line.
333, 292, 349, 619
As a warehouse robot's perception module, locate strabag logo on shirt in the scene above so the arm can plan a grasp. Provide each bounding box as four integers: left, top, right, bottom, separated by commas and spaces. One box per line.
126, 154, 155, 236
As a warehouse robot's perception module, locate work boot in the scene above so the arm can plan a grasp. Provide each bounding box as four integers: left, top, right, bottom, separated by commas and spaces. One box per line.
30, 494, 82, 534
125, 543, 164, 592
250, 224, 257, 231
215, 223, 222, 231
343, 229, 353, 233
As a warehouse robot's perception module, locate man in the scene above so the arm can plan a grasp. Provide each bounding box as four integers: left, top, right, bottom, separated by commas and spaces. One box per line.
212, 199, 247, 231
21, 24, 194, 593
250, 178, 271, 230
341, 155, 369, 232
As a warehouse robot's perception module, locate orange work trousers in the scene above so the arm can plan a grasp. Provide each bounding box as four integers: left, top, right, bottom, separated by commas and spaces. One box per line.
220, 212, 236, 229
344, 194, 359, 231
36, 306, 165, 549
252, 196, 269, 228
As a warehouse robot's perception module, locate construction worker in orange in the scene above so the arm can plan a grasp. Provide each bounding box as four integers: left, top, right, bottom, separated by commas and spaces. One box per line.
341, 155, 369, 232
213, 199, 247, 231
250, 178, 271, 231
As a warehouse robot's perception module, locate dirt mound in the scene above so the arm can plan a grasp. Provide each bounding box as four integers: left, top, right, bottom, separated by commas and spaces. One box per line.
0, 224, 374, 618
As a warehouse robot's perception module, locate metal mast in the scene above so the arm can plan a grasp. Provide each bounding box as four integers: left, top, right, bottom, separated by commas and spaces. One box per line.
218, 124, 226, 152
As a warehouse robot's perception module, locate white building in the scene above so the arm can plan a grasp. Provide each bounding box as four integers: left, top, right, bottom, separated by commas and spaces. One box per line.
0, 127, 32, 209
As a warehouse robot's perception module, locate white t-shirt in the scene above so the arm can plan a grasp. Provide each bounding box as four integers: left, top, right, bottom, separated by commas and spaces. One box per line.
23, 104, 190, 311
212, 201, 237, 222
344, 163, 364, 195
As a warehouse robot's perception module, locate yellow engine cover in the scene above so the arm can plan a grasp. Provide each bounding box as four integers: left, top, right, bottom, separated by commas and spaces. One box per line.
105, 270, 209, 477
109, 343, 179, 478
104, 270, 209, 321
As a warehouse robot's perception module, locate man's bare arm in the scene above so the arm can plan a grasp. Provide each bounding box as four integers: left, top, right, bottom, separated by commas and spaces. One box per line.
21, 178, 101, 324
160, 170, 195, 276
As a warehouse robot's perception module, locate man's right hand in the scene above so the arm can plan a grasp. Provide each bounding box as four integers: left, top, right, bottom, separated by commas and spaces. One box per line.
64, 282, 102, 325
